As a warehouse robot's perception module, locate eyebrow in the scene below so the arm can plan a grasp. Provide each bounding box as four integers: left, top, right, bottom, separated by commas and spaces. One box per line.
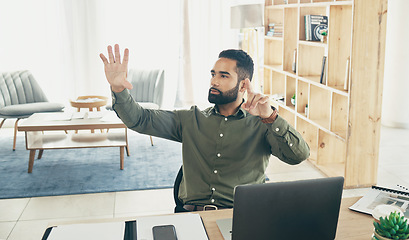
211, 70, 231, 75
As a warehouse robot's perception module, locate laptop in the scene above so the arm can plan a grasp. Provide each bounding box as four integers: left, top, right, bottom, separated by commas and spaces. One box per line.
217, 177, 344, 240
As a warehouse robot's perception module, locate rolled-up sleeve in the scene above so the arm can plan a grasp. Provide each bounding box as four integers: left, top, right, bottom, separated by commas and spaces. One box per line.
111, 89, 182, 142
265, 115, 310, 165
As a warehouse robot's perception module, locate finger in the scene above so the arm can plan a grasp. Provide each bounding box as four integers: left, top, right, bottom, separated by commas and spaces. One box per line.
122, 48, 129, 65
243, 78, 254, 94
243, 94, 256, 110
123, 80, 133, 90
99, 53, 108, 65
107, 45, 114, 63
115, 44, 121, 64
259, 95, 270, 105
249, 94, 263, 109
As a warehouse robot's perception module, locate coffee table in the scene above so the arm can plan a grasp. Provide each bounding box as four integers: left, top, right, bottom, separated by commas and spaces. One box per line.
18, 111, 129, 173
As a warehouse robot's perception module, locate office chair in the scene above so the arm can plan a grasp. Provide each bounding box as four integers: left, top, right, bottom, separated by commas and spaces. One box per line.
173, 165, 186, 213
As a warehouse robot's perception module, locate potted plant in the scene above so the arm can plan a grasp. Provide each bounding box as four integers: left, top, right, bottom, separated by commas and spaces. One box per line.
291, 93, 296, 106
372, 211, 409, 240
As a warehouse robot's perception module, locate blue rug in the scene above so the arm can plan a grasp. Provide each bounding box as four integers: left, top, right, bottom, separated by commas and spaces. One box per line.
0, 130, 182, 199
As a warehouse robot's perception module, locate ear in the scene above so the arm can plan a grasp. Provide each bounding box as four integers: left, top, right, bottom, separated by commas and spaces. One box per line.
239, 79, 248, 93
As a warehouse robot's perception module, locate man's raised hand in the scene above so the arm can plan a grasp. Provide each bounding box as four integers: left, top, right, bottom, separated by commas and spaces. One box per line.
99, 44, 133, 93
241, 78, 273, 118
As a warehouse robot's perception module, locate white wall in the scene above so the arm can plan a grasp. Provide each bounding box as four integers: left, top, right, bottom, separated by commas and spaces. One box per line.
382, 0, 409, 129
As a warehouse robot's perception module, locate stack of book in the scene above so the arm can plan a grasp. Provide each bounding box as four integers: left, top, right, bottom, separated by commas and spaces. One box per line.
266, 23, 283, 37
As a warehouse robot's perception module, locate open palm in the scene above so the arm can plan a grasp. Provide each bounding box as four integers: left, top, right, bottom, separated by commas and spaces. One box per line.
100, 44, 133, 92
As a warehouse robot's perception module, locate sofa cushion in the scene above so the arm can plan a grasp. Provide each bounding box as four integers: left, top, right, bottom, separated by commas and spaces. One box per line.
0, 102, 65, 117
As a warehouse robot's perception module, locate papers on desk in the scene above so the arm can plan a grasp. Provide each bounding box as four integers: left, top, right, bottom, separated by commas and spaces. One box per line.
44, 213, 208, 240
137, 213, 208, 240
47, 221, 125, 240
349, 185, 409, 218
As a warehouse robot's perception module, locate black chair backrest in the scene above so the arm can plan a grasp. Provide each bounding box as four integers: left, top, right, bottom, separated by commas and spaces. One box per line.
173, 166, 185, 213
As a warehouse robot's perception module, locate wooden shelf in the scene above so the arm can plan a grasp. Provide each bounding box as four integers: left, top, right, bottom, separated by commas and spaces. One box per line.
265, 36, 283, 41
263, 0, 387, 188
299, 40, 327, 48
309, 160, 345, 178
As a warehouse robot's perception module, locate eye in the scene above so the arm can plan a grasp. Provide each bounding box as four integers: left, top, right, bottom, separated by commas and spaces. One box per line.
211, 73, 215, 77
221, 75, 228, 78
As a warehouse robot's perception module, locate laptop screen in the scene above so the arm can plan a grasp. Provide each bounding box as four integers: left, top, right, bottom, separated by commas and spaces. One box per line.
231, 177, 344, 240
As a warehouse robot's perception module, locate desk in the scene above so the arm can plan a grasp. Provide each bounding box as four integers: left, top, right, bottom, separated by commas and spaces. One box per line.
198, 197, 373, 240
45, 197, 374, 240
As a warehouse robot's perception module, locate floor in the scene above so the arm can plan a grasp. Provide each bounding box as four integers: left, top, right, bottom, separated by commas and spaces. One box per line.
0, 125, 409, 240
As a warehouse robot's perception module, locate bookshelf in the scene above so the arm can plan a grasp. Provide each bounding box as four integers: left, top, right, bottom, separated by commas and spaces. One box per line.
263, 0, 387, 188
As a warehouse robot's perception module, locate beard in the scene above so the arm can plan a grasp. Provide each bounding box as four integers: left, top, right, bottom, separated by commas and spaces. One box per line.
208, 81, 240, 105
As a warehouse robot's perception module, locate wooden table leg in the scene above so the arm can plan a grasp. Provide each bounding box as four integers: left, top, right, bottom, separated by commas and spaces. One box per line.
28, 150, 36, 173
37, 149, 44, 159
13, 119, 21, 151
120, 146, 124, 170
125, 128, 130, 156
125, 145, 130, 157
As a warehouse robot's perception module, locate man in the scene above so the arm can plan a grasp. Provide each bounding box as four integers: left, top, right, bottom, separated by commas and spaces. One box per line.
100, 44, 310, 212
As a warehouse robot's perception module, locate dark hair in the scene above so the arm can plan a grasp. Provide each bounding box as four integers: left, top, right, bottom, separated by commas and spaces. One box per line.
218, 49, 254, 82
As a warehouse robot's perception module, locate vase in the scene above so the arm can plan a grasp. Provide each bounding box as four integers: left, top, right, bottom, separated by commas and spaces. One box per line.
372, 230, 409, 240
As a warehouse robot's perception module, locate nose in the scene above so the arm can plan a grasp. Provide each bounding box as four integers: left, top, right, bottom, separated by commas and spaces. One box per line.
210, 75, 219, 87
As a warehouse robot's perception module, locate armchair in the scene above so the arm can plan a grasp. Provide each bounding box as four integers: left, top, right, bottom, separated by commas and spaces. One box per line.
0, 70, 65, 150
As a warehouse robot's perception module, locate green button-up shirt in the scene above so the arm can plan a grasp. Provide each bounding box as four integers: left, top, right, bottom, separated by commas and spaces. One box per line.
112, 90, 310, 208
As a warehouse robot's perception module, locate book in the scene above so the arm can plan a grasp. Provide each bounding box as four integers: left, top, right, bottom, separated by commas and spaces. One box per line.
305, 15, 328, 41
292, 49, 297, 73
320, 56, 327, 84
349, 185, 409, 218
267, 23, 283, 37
344, 57, 350, 90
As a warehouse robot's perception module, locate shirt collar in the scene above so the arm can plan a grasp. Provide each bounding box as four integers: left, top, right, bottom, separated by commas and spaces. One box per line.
208, 100, 248, 118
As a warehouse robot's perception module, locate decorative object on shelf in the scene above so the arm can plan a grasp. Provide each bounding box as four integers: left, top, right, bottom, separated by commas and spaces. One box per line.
271, 93, 285, 103
320, 29, 328, 43
305, 15, 328, 41
292, 49, 297, 73
305, 104, 308, 117
291, 93, 296, 106
372, 211, 409, 240
344, 57, 350, 90
320, 56, 327, 84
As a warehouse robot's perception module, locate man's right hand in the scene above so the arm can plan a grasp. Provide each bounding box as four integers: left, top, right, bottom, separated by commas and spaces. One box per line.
100, 44, 133, 93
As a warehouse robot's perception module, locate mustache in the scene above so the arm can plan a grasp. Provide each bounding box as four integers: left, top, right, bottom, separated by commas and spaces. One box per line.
209, 87, 222, 94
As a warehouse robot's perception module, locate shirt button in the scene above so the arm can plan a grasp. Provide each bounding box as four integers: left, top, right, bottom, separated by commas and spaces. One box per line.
290, 143, 293, 147
211, 187, 216, 191
219, 133, 223, 137
217, 153, 221, 157
275, 127, 280, 132
224, 118, 228, 121
211, 199, 215, 203
214, 170, 218, 174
